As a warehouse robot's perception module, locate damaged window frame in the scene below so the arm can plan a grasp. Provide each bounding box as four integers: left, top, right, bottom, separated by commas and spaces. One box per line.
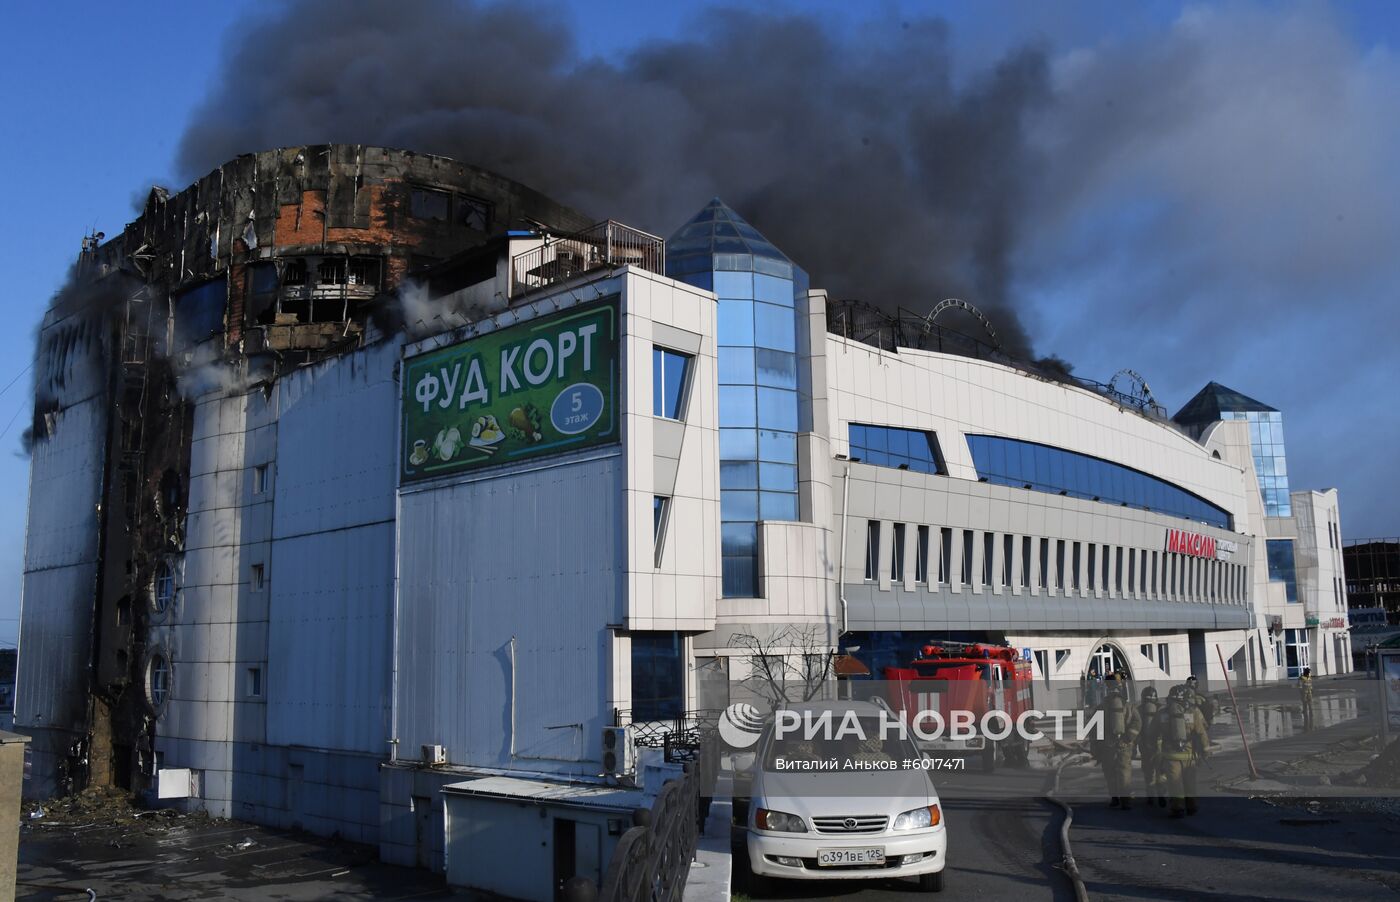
410, 184, 494, 231
258, 255, 384, 326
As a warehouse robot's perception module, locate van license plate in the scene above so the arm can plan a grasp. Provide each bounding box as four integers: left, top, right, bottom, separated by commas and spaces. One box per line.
818, 848, 885, 866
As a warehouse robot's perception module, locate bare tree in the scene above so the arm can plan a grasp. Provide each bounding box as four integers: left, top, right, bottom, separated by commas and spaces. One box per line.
729, 624, 835, 706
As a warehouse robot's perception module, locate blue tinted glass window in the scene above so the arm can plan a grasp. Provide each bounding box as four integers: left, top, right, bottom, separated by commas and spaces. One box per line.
721, 461, 759, 489
631, 632, 683, 720
722, 522, 758, 555
848, 424, 945, 475
713, 271, 753, 299
753, 273, 794, 306
966, 435, 1232, 529
719, 387, 756, 427
717, 300, 754, 345
753, 302, 796, 352
1267, 539, 1298, 602
758, 430, 797, 464
760, 491, 798, 521
652, 346, 691, 419
720, 428, 757, 458
757, 387, 799, 431
754, 349, 797, 389
759, 463, 798, 492
718, 347, 755, 385
722, 490, 759, 521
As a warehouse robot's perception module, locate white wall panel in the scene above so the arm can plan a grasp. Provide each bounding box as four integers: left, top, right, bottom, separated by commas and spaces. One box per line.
266, 522, 394, 753
396, 456, 623, 770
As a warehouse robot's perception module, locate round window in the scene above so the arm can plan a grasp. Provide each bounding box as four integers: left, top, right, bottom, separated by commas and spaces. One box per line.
146, 651, 171, 712
153, 560, 176, 614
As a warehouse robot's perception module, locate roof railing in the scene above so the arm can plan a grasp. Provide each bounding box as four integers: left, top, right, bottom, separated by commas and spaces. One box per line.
510, 220, 664, 298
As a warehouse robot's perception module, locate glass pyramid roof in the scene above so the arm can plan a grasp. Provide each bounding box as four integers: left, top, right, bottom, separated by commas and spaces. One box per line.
666, 198, 801, 279
1173, 381, 1278, 425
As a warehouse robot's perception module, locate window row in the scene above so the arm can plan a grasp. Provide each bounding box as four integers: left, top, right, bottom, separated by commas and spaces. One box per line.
862, 520, 1250, 604
848, 424, 944, 475
966, 435, 1232, 530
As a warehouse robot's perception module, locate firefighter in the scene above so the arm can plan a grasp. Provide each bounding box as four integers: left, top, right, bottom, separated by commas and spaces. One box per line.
1299, 666, 1315, 731
1157, 684, 1208, 818
1185, 674, 1216, 723
1093, 673, 1141, 809
1136, 686, 1164, 808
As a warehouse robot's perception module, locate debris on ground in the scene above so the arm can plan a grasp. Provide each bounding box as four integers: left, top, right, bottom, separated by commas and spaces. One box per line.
1354, 736, 1400, 788
21, 786, 223, 837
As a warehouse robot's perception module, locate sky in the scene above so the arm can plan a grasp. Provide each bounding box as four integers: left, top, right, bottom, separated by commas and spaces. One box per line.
2, 0, 1399, 645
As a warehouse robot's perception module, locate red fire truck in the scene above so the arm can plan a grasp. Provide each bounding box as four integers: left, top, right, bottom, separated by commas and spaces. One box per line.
883, 641, 1034, 772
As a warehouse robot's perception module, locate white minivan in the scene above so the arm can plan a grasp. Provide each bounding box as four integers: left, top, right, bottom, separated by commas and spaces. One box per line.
744, 699, 948, 893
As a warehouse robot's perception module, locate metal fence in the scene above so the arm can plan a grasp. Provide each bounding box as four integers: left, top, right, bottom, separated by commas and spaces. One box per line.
593, 720, 718, 902
510, 221, 665, 298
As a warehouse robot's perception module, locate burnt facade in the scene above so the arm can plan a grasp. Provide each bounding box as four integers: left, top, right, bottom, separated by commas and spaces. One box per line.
17, 145, 590, 797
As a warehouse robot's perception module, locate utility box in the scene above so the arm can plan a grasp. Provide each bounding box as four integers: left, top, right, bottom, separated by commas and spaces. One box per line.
0, 731, 31, 901
441, 777, 645, 901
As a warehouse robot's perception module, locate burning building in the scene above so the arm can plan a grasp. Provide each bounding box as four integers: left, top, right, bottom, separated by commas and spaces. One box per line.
18, 144, 1351, 890
17, 145, 589, 800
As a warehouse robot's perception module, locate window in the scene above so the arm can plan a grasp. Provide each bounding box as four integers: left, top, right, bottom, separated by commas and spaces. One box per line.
652, 347, 692, 419
961, 530, 974, 587
1267, 539, 1298, 603
1102, 544, 1111, 594
1034, 649, 1050, 685
252, 464, 268, 495
115, 597, 132, 626
1128, 548, 1136, 594
153, 560, 175, 613
847, 424, 944, 475
1157, 643, 1170, 673
410, 187, 451, 220
1003, 535, 1013, 588
1055, 540, 1066, 591
147, 652, 171, 711
1140, 644, 1153, 659
1088, 545, 1097, 591
1115, 547, 1124, 594
891, 524, 906, 583
1020, 536, 1031, 589
864, 521, 881, 582
1151, 552, 1159, 596
631, 632, 683, 720
915, 526, 930, 584
965, 435, 1232, 529
1039, 538, 1050, 591
939, 528, 953, 586
1054, 648, 1071, 670
251, 563, 265, 591
246, 667, 263, 698
982, 533, 994, 587
653, 496, 671, 567
456, 195, 492, 231
1071, 542, 1081, 591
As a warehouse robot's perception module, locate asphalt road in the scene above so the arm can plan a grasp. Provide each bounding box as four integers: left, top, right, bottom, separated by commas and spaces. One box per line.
733, 764, 1078, 901
735, 681, 1400, 901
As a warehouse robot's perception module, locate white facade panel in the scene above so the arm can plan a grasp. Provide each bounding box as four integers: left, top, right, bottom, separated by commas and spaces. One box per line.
266, 521, 394, 753
395, 455, 623, 770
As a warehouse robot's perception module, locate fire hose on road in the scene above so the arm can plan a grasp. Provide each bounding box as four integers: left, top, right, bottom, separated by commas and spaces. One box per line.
1045, 752, 1093, 902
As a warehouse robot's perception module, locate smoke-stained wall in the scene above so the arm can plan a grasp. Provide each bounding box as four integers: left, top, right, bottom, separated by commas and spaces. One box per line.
17, 145, 592, 798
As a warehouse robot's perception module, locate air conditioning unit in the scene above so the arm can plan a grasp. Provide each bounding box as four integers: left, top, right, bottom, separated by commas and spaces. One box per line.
422, 744, 448, 766
601, 726, 634, 776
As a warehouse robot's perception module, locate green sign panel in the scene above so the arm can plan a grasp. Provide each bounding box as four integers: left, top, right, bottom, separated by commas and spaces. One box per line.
401, 298, 619, 483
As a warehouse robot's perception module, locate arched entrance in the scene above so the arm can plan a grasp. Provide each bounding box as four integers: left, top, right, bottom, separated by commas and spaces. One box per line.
1084, 641, 1132, 680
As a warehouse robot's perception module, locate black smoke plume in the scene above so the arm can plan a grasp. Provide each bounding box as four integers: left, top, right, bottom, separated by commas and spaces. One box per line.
176, 0, 1054, 360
